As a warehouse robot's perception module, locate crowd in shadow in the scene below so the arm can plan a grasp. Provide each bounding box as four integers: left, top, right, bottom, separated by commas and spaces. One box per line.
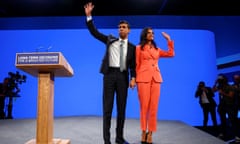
195, 73, 240, 144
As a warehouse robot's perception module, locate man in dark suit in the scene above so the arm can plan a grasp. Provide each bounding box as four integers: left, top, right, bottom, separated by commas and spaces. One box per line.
195, 81, 217, 128
84, 2, 136, 144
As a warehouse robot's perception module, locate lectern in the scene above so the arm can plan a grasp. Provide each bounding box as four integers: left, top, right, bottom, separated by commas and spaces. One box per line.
15, 52, 74, 144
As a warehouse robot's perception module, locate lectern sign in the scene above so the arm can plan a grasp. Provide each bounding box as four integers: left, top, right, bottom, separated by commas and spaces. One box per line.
16, 53, 59, 64
15, 52, 73, 77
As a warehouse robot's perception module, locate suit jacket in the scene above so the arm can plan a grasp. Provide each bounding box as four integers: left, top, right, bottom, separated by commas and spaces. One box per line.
136, 41, 174, 83
86, 19, 136, 79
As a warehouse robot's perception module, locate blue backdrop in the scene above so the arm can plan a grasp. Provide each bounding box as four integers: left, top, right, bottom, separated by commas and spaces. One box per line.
0, 28, 218, 126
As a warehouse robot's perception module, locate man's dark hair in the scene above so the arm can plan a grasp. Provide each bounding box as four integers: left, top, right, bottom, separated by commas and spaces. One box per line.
199, 81, 205, 86
119, 20, 130, 28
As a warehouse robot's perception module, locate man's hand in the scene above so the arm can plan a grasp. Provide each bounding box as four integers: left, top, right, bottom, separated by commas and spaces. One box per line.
84, 2, 94, 17
129, 78, 136, 89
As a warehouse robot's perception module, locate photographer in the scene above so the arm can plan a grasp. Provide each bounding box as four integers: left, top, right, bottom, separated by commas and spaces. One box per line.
212, 74, 240, 142
5, 72, 23, 119
232, 74, 240, 111
0, 77, 10, 119
0, 71, 26, 119
195, 81, 217, 128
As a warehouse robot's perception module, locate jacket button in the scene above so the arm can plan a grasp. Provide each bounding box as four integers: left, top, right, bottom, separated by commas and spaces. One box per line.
152, 64, 154, 66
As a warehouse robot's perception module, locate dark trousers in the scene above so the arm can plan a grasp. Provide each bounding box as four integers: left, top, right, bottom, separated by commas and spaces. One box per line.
218, 104, 239, 137
0, 97, 5, 119
103, 68, 128, 144
201, 103, 217, 127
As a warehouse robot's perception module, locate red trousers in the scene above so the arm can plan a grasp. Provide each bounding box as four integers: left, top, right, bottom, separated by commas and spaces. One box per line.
137, 79, 161, 132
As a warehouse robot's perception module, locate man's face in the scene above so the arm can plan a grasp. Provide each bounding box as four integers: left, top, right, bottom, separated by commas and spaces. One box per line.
118, 23, 130, 39
3, 78, 9, 84
199, 84, 204, 89
234, 75, 240, 83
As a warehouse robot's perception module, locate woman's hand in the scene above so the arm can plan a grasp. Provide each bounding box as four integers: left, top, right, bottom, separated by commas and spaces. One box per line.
161, 32, 171, 41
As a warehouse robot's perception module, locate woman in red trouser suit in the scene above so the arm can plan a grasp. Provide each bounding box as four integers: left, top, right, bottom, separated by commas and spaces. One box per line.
136, 27, 175, 144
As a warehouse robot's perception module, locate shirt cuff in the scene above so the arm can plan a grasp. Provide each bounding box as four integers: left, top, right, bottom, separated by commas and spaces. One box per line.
87, 16, 92, 22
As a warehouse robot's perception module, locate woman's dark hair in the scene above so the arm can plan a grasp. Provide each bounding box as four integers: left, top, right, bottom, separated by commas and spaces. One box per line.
139, 27, 157, 50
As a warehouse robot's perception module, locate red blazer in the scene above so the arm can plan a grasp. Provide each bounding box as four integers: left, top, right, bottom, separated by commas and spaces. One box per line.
136, 41, 174, 83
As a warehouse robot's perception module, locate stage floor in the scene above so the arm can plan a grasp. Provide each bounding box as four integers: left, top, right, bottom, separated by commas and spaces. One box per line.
0, 116, 225, 144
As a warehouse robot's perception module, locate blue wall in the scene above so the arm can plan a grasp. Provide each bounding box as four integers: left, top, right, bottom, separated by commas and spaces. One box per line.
1, 15, 239, 126
1, 16, 240, 58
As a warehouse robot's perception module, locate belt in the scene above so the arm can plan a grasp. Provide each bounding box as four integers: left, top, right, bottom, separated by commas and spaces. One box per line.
109, 67, 126, 72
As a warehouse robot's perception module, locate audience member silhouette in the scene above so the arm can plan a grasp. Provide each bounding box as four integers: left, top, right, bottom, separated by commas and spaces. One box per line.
0, 77, 9, 119
195, 81, 217, 128
212, 74, 240, 142
232, 74, 240, 111
231, 74, 240, 142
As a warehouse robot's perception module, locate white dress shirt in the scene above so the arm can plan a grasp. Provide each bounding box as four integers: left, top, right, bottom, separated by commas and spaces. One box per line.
86, 16, 127, 69
109, 39, 127, 69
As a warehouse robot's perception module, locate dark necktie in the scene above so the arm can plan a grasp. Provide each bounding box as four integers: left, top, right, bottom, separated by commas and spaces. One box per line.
120, 40, 124, 72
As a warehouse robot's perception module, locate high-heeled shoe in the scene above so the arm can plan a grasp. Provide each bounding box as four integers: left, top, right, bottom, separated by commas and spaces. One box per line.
141, 131, 147, 144
146, 131, 152, 144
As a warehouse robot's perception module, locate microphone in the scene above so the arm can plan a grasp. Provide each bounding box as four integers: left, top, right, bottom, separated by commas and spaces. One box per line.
47, 45, 52, 52
36, 46, 44, 52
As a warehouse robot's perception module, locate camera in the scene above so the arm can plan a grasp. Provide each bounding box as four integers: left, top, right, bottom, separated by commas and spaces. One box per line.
197, 81, 205, 89
2, 71, 27, 119
7, 71, 27, 91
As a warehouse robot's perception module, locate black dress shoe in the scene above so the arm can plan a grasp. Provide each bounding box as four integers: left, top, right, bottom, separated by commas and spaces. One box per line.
115, 138, 129, 144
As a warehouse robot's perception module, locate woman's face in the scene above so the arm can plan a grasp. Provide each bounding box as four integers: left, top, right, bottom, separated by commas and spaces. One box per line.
146, 29, 154, 41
